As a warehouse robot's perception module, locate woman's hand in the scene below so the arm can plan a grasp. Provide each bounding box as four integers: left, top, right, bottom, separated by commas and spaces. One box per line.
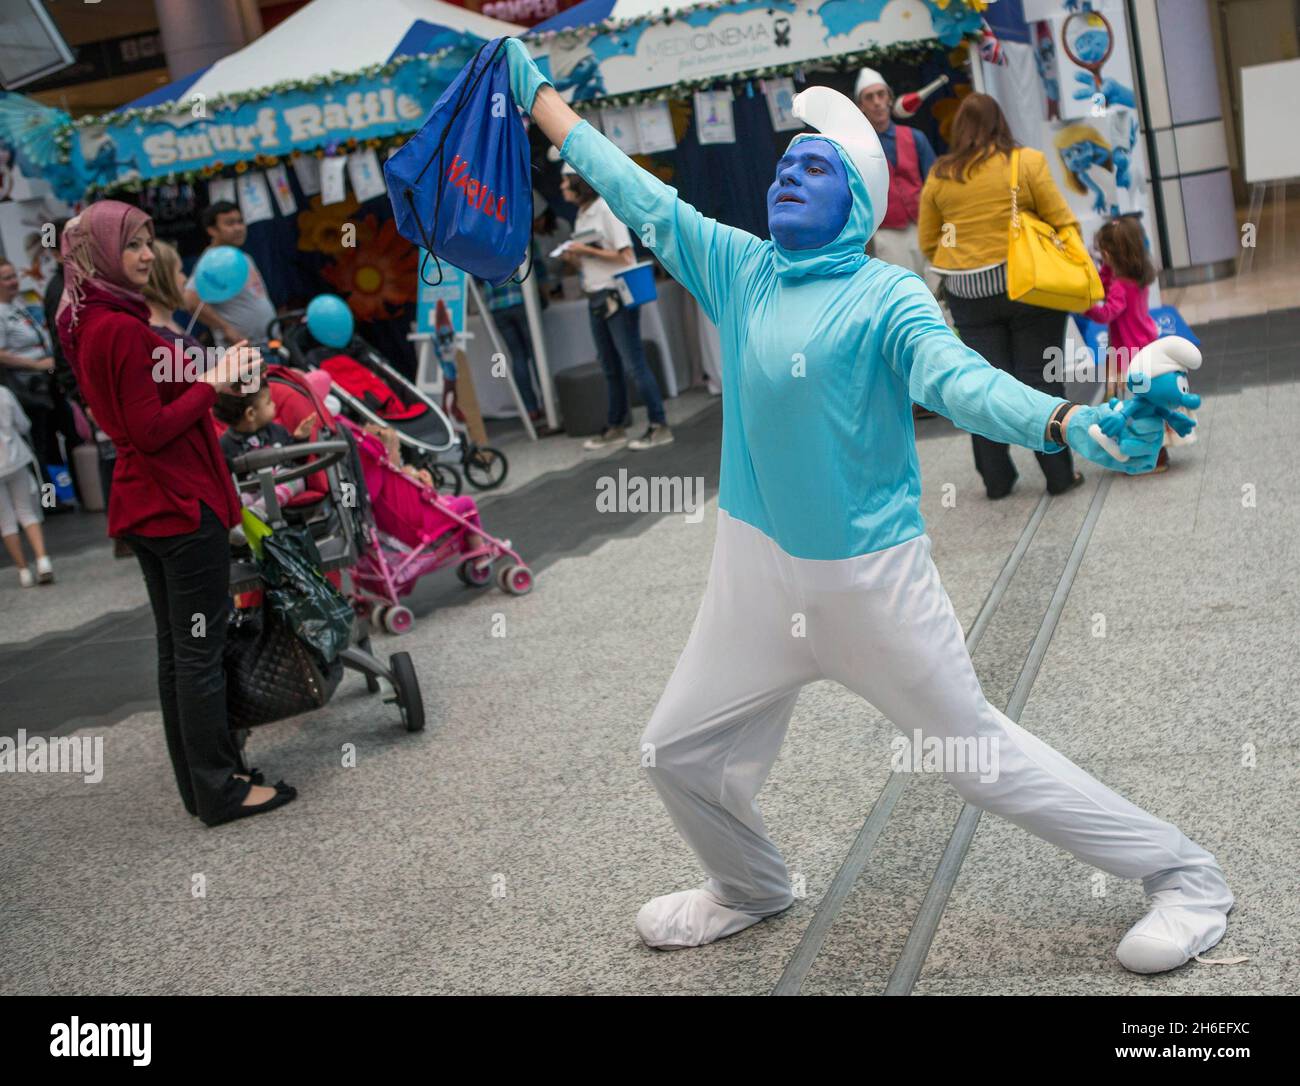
32, 355, 55, 372
203, 341, 261, 389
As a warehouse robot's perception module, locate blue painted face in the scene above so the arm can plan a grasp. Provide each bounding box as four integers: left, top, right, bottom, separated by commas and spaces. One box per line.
767, 138, 853, 251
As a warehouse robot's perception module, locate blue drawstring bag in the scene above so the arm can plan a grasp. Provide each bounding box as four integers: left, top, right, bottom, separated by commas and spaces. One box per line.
385, 38, 531, 287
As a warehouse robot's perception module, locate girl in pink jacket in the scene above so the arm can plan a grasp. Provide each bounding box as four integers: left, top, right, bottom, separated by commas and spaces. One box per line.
1085, 217, 1169, 471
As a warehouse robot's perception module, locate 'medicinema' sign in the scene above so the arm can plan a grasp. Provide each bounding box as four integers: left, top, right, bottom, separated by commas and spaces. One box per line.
531, 0, 950, 102
75, 55, 452, 184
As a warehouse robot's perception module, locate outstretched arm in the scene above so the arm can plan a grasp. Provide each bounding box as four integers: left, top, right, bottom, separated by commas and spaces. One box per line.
507, 40, 761, 325
880, 274, 1160, 473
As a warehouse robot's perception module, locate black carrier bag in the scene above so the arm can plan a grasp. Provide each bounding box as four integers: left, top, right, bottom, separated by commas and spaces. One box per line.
223, 522, 354, 729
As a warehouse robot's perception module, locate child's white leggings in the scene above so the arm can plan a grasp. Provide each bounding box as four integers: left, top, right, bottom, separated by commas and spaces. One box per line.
0, 467, 40, 537
641, 510, 1229, 916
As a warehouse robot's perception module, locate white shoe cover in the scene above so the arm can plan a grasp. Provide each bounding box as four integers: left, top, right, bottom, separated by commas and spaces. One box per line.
1116, 905, 1231, 974
635, 888, 774, 949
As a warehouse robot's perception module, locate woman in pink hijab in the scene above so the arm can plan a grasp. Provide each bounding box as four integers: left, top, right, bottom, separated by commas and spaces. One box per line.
58, 200, 297, 826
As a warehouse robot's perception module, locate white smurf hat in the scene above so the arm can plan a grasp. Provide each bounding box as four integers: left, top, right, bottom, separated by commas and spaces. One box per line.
1128, 335, 1202, 384
790, 85, 890, 235
854, 67, 890, 101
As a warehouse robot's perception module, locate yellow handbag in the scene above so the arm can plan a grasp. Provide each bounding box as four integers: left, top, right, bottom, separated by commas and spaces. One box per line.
1006, 148, 1103, 312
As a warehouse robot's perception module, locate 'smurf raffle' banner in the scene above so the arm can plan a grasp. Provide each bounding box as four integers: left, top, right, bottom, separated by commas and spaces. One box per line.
73, 54, 459, 186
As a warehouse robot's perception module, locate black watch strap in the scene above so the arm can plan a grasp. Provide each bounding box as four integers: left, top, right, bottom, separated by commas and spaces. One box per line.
1048, 402, 1073, 446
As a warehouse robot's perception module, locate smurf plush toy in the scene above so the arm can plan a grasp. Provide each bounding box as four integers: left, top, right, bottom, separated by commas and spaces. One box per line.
1090, 335, 1202, 461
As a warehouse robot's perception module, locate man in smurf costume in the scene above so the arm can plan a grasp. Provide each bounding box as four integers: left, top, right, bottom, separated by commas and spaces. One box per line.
504, 40, 1233, 975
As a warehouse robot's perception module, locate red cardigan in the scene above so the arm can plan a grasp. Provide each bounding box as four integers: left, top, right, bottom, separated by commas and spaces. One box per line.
59, 285, 241, 538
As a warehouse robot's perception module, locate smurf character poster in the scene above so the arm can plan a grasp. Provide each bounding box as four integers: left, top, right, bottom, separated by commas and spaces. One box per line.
1022, 1, 1135, 122
1051, 109, 1146, 221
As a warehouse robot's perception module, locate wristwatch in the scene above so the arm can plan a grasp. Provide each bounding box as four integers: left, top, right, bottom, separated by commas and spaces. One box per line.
1047, 402, 1074, 447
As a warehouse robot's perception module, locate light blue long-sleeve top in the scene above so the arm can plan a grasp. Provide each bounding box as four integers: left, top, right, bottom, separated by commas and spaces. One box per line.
560, 120, 1068, 561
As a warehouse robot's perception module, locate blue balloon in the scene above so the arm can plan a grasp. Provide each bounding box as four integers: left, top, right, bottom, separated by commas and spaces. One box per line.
192, 246, 250, 304
306, 294, 354, 349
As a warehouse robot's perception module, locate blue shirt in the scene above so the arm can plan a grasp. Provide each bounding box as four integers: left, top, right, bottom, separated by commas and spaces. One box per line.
560, 122, 1064, 561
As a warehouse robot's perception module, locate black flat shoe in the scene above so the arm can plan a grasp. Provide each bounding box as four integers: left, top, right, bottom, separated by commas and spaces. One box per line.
1050, 471, 1085, 496
203, 781, 297, 827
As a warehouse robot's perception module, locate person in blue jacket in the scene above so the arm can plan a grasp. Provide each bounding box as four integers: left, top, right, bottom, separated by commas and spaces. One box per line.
505, 40, 1233, 975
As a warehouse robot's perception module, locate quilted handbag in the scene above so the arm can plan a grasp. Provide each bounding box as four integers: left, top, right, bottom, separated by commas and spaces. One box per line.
223, 606, 343, 730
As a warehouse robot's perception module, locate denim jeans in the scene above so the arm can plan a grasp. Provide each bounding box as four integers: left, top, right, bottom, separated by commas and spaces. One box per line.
123, 502, 248, 822
493, 304, 540, 415
588, 296, 666, 428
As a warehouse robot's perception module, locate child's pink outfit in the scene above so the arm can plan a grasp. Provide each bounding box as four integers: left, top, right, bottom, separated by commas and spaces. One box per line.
1083, 266, 1158, 376
343, 419, 481, 548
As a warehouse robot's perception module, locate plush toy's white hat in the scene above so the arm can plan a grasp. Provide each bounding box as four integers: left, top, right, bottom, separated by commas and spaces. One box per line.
854, 67, 890, 101
1128, 335, 1202, 383
790, 86, 890, 233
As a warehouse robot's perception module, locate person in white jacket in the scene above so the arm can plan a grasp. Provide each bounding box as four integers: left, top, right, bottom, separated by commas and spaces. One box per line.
0, 385, 52, 586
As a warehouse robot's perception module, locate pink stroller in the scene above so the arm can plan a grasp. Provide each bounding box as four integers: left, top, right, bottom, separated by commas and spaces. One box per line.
343, 419, 533, 635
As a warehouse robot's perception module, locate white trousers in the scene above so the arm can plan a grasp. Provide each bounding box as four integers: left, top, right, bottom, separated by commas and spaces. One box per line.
641, 511, 1226, 916
0, 466, 40, 537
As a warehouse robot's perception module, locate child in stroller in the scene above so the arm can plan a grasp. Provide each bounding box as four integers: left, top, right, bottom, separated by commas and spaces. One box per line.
344, 416, 533, 636
214, 377, 318, 520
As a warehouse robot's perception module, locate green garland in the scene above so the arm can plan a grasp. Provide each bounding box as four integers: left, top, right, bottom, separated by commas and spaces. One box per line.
569, 39, 948, 111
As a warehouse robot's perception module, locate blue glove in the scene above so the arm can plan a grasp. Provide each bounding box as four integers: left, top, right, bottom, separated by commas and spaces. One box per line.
1066, 402, 1162, 474
503, 37, 551, 113
1071, 73, 1136, 110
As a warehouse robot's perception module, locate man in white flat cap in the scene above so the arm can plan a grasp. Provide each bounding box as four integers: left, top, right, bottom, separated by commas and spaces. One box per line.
854, 67, 936, 279
503, 39, 1235, 977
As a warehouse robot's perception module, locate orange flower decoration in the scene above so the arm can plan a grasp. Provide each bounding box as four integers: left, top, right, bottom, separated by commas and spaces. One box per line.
296, 194, 367, 255
321, 215, 418, 322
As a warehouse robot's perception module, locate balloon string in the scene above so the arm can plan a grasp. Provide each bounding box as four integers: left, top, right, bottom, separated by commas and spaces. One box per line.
185, 302, 203, 338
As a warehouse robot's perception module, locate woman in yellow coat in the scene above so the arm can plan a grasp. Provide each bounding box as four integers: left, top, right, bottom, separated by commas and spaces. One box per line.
919, 94, 1085, 500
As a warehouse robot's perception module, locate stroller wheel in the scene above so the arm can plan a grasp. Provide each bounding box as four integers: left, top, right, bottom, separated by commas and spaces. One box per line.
372, 604, 387, 630
464, 446, 508, 490
389, 652, 425, 732
457, 558, 493, 587
497, 563, 533, 596
383, 605, 414, 635
433, 463, 463, 495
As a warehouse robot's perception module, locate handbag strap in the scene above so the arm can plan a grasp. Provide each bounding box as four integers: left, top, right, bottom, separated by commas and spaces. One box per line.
1009, 148, 1021, 234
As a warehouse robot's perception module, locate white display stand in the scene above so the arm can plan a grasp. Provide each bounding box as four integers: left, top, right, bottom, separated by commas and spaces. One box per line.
457, 295, 681, 419
1241, 59, 1300, 185
1238, 59, 1300, 276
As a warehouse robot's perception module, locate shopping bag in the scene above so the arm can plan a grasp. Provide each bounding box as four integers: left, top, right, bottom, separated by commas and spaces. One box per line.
1150, 305, 1200, 347
385, 37, 531, 286
254, 521, 355, 668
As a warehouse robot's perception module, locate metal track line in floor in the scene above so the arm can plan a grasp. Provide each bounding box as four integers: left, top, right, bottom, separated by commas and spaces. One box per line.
771, 491, 1053, 995
882, 473, 1114, 996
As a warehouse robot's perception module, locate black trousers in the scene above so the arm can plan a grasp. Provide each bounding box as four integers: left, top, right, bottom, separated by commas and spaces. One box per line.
947, 293, 1077, 498
123, 503, 248, 822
